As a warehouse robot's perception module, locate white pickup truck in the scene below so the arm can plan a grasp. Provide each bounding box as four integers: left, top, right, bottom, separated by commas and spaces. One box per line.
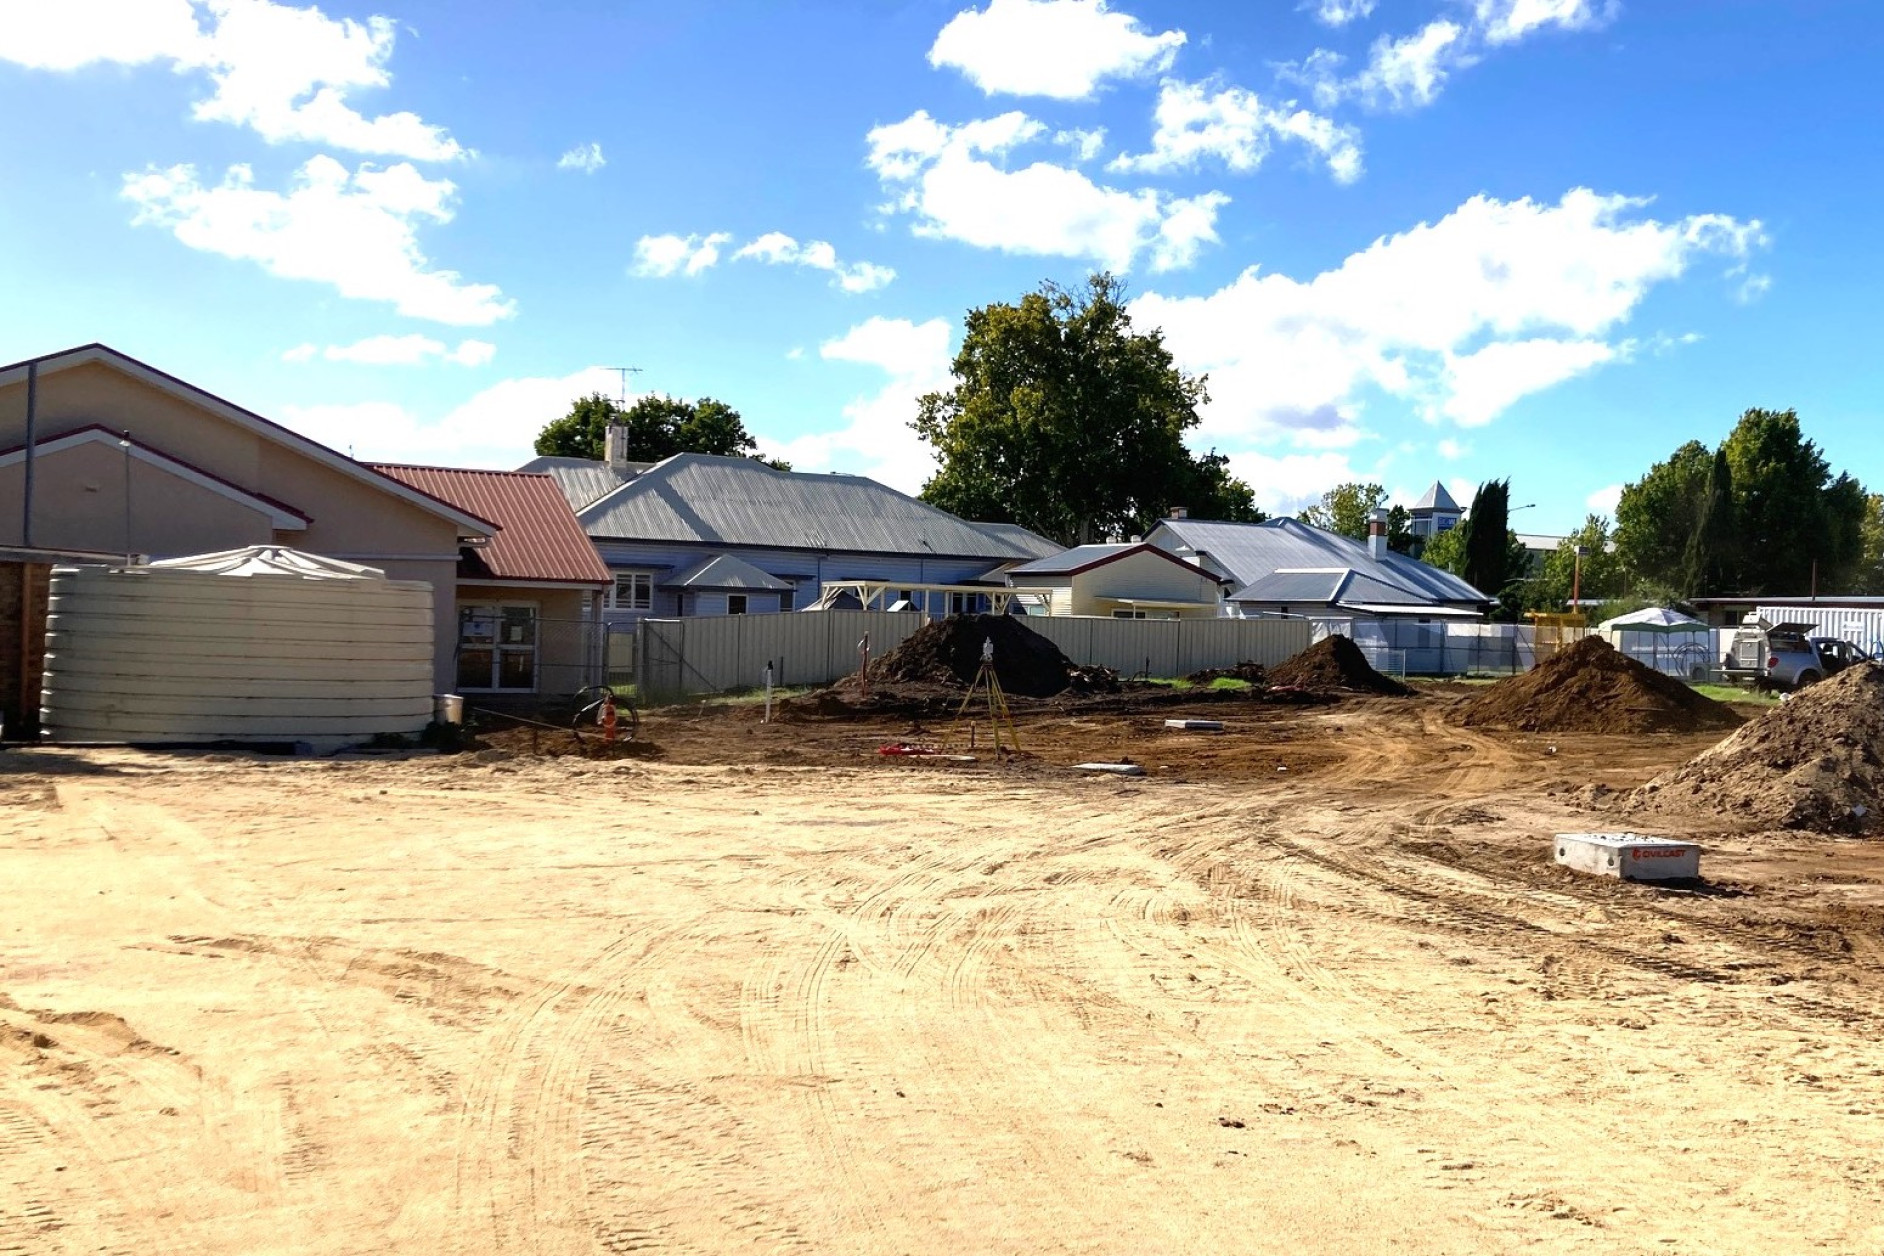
1724, 616, 1872, 690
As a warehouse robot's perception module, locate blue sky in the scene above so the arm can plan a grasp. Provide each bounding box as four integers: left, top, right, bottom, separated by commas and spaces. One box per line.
3, 0, 1880, 533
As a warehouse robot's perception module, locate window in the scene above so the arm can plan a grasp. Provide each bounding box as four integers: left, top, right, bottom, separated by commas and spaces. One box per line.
727, 594, 748, 615
610, 571, 653, 611
949, 591, 981, 614
1112, 610, 1146, 619
457, 602, 538, 691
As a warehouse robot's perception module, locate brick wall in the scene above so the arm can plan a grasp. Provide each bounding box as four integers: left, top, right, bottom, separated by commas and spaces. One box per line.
1, 561, 50, 737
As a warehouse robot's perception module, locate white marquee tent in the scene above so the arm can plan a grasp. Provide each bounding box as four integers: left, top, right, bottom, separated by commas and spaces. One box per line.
1600, 606, 1714, 678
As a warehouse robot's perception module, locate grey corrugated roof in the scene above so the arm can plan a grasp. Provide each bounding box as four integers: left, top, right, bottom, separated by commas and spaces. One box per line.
1412, 480, 1461, 513
1149, 517, 1488, 607
1008, 543, 1137, 575
970, 521, 1065, 560
663, 553, 793, 592
515, 455, 656, 512
1231, 570, 1347, 603
576, 453, 1047, 560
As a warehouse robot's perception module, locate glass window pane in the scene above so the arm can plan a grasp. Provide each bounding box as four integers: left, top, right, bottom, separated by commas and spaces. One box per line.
501, 606, 536, 645
459, 608, 496, 645
498, 649, 535, 690
457, 648, 494, 689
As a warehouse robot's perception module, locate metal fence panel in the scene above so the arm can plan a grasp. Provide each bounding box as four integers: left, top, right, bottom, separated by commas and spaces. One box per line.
631, 612, 1314, 701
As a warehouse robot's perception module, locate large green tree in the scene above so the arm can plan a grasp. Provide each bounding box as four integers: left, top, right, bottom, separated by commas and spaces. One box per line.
912, 274, 1262, 545
1462, 479, 1526, 602
534, 393, 788, 468
1858, 493, 1884, 595
1614, 440, 1712, 589
1299, 483, 1414, 553
1526, 515, 1622, 611
1680, 447, 1736, 598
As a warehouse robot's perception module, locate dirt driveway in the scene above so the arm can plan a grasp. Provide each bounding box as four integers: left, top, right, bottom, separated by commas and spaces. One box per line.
3, 703, 1883, 1253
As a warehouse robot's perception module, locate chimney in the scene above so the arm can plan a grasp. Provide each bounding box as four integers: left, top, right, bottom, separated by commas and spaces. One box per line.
604, 422, 629, 472
1169, 505, 1189, 520
1367, 507, 1389, 560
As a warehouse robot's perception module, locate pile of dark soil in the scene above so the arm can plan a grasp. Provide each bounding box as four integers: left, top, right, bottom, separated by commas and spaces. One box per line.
867, 614, 1081, 698
1268, 635, 1411, 696
1632, 663, 1884, 833
1456, 635, 1740, 734
1187, 661, 1267, 686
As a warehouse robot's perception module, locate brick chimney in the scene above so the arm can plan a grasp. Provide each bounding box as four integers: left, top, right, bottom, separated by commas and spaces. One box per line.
604, 422, 630, 472
1367, 507, 1389, 561
1169, 505, 1189, 520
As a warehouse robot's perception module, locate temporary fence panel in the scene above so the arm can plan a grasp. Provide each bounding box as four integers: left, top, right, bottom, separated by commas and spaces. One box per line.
636, 610, 929, 702
1026, 615, 1309, 678
632, 611, 1313, 701
1322, 618, 1595, 676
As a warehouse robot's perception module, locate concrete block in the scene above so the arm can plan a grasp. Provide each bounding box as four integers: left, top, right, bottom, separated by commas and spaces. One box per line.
1555, 832, 1700, 881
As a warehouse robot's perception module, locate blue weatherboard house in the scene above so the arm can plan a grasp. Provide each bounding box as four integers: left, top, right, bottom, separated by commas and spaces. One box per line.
520, 448, 1061, 624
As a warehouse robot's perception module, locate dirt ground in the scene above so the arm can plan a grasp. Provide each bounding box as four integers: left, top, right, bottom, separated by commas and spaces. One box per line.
4, 694, 1884, 1254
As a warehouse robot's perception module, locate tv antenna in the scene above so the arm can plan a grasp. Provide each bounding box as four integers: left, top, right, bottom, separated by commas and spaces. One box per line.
607, 366, 643, 408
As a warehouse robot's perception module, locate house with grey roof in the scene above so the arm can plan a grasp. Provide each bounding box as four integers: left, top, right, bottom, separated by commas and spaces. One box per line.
519, 447, 1062, 622
1143, 514, 1489, 623
1005, 543, 1228, 618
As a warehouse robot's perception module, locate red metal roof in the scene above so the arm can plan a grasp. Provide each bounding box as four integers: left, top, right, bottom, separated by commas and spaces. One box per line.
369, 464, 611, 586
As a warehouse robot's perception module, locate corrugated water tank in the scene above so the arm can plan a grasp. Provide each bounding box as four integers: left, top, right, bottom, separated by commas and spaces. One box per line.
40, 546, 434, 748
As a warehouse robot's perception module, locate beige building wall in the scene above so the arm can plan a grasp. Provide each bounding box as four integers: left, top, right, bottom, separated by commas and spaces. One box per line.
1, 359, 479, 691
1071, 551, 1221, 617
455, 584, 600, 697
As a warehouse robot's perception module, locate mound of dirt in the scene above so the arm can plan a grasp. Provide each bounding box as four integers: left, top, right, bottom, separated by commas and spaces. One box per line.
1632, 662, 1884, 833
868, 614, 1080, 698
1268, 635, 1411, 696
1456, 635, 1740, 735
1188, 661, 1268, 686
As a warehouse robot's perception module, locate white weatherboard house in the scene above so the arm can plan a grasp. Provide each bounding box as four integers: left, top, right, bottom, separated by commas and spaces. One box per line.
520, 449, 1061, 625
1004, 542, 1228, 618
1143, 514, 1489, 622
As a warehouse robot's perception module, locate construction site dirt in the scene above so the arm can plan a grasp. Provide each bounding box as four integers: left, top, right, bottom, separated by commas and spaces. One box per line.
4, 689, 1884, 1254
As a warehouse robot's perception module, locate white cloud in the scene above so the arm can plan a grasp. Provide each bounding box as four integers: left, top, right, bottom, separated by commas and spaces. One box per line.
1436, 437, 1470, 460
1130, 189, 1766, 452
1109, 79, 1362, 184
122, 156, 514, 325
280, 366, 621, 466
1353, 20, 1470, 110
1053, 127, 1108, 163
0, 0, 206, 71
762, 317, 954, 493
1586, 483, 1623, 516
1227, 451, 1380, 516
1304, 0, 1375, 27
928, 0, 1186, 100
631, 232, 732, 278
283, 334, 495, 366
732, 232, 897, 293
0, 0, 465, 161
557, 142, 606, 173
1473, 0, 1614, 45
867, 109, 1230, 272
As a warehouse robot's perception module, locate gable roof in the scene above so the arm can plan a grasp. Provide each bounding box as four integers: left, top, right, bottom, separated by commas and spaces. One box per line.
1, 344, 495, 538
370, 464, 610, 585
968, 520, 1064, 560
1412, 480, 1461, 513
515, 454, 659, 512
1, 425, 311, 529
663, 553, 793, 592
1148, 517, 1488, 607
1007, 541, 1229, 582
575, 452, 1047, 560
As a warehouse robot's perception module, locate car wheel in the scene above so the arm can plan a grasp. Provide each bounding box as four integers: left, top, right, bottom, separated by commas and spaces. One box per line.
1795, 670, 1822, 689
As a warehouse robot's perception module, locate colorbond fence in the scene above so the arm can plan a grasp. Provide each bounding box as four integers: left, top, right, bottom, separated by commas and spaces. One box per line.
633, 611, 1313, 703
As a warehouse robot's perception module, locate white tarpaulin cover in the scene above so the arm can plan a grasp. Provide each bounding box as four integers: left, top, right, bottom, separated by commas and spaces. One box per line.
1599, 606, 1706, 634
145, 546, 387, 580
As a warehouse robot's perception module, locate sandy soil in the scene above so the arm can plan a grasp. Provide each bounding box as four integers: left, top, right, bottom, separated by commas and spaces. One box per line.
3, 699, 1884, 1254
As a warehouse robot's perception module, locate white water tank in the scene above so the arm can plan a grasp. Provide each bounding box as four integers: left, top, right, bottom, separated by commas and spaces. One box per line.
40, 546, 434, 749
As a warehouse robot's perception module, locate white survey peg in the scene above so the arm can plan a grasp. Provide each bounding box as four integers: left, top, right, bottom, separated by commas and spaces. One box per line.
982, 638, 994, 663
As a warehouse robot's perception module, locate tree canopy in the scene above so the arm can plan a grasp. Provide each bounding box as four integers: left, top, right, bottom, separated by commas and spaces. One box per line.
534, 393, 789, 469
1614, 409, 1869, 595
912, 274, 1263, 546
1298, 483, 1414, 553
